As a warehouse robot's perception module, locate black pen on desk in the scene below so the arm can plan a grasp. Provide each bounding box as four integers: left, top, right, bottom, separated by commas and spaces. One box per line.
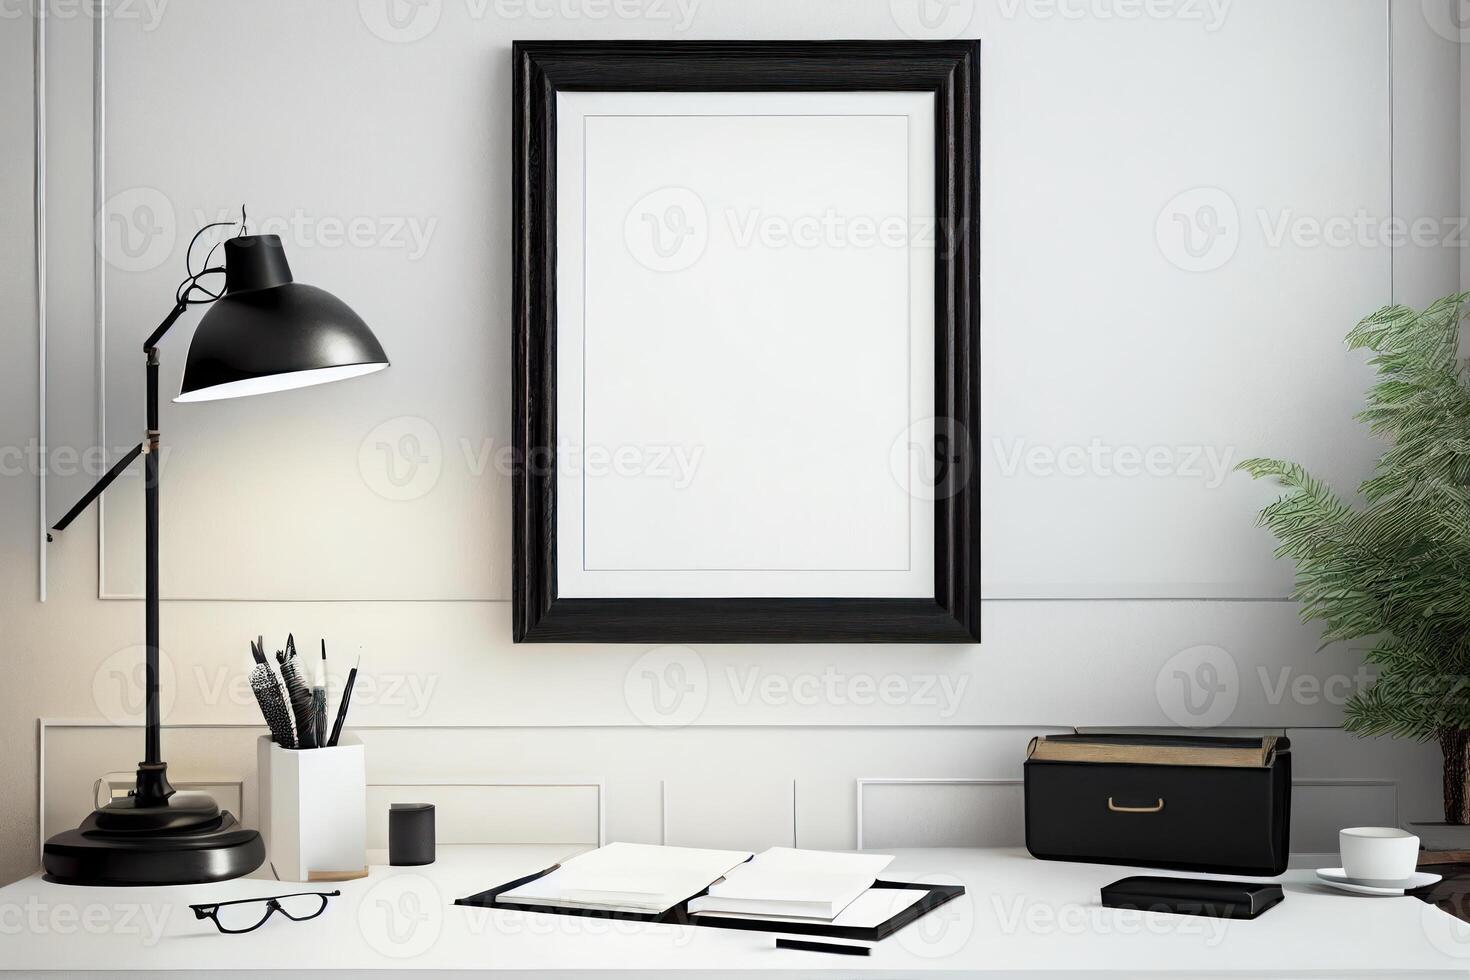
327, 656, 359, 748
775, 938, 870, 957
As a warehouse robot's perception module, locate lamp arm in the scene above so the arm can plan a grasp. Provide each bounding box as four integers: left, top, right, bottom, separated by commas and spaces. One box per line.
142, 297, 189, 353
46, 442, 144, 539
45, 298, 192, 540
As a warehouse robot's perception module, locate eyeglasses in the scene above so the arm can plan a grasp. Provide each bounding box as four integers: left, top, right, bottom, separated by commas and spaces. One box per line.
190, 890, 340, 934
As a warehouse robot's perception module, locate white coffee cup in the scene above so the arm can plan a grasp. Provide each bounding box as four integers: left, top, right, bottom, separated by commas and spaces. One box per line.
1340, 827, 1419, 883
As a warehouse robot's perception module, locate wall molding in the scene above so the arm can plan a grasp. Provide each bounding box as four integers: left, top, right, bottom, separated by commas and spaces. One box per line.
37, 722, 1433, 859
659, 777, 798, 849
93, 2, 108, 602
364, 781, 605, 847
38, 720, 609, 855
34, 1, 46, 602
855, 777, 1022, 850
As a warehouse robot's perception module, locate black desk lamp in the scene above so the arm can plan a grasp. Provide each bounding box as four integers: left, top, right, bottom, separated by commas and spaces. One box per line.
42, 221, 389, 886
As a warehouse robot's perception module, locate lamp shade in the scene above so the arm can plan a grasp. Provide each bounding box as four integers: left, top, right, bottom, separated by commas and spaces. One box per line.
176, 235, 389, 402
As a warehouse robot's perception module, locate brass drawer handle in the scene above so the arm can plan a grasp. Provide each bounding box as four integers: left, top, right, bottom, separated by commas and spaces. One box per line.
1108, 796, 1164, 813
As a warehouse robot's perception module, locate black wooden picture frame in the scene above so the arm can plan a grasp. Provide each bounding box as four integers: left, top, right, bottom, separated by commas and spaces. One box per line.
512, 40, 980, 643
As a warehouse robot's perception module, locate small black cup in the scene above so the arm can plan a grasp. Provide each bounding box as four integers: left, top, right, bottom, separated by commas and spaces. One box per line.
388, 803, 435, 866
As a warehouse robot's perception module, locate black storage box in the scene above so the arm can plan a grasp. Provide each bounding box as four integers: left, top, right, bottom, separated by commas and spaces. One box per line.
1024, 734, 1291, 876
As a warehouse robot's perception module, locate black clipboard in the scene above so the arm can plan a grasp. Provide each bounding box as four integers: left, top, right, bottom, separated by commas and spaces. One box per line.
455, 863, 966, 943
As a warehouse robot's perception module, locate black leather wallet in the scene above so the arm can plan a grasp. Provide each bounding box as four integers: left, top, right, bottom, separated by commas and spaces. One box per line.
1100, 876, 1284, 920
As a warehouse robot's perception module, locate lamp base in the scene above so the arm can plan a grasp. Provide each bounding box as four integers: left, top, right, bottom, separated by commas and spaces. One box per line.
43, 765, 264, 886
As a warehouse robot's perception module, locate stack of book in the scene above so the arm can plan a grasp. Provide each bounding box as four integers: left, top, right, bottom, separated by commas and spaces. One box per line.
688, 847, 894, 921
497, 842, 751, 915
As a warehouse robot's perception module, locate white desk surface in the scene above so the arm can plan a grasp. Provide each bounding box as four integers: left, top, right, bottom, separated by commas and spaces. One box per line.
0, 845, 1466, 977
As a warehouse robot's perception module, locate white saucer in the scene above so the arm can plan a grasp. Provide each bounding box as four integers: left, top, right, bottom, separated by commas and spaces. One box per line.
1315, 868, 1441, 896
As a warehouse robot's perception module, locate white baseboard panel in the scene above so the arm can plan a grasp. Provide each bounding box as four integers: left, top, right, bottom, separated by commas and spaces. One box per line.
858, 779, 1024, 850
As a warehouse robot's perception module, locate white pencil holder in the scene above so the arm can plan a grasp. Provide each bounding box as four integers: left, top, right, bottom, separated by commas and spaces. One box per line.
256, 735, 366, 882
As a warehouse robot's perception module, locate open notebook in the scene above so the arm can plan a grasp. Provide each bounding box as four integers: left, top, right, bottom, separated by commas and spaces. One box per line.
496, 842, 752, 915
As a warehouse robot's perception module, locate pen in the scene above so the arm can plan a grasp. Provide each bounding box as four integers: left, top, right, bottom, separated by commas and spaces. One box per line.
327, 656, 359, 748
775, 938, 870, 956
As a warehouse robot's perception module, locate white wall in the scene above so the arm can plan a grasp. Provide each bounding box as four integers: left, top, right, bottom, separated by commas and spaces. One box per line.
2, 0, 1464, 884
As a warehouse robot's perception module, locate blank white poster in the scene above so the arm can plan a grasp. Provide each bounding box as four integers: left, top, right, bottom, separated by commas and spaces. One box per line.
555, 92, 936, 599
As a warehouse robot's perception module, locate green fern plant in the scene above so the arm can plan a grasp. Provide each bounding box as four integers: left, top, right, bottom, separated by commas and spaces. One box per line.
1240, 293, 1470, 824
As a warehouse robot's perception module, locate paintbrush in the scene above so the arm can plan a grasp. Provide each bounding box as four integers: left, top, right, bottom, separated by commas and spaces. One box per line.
311, 639, 328, 749
276, 633, 318, 749
248, 639, 296, 748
